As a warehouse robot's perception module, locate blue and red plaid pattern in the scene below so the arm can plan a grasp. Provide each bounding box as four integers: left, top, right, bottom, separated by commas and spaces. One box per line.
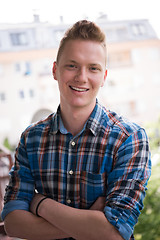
2, 100, 151, 240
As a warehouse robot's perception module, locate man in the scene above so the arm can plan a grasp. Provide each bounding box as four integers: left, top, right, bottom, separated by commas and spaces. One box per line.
1, 20, 151, 240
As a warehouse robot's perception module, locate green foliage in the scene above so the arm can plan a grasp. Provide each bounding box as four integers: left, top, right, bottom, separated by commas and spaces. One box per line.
134, 116, 160, 239
145, 117, 160, 150
134, 163, 160, 240
134, 117, 160, 239
3, 137, 14, 151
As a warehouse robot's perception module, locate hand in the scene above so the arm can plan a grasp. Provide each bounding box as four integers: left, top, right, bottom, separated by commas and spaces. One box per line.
89, 196, 106, 212
30, 193, 46, 216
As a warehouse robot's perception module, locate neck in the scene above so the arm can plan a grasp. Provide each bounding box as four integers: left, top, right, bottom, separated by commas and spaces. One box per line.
60, 103, 96, 136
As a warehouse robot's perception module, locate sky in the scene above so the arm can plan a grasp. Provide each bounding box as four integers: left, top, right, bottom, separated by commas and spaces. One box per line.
0, 0, 160, 37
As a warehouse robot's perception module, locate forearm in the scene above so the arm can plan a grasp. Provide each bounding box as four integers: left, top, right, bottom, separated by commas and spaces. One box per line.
4, 210, 69, 240
39, 199, 123, 240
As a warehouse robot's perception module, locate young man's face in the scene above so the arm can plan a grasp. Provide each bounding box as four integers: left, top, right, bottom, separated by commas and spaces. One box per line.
53, 39, 107, 112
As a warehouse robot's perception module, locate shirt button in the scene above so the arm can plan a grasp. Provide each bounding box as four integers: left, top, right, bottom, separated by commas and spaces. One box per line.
69, 170, 73, 175
67, 199, 71, 204
71, 141, 75, 146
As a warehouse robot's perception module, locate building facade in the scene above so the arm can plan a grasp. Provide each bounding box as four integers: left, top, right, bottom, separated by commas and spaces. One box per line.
0, 17, 160, 145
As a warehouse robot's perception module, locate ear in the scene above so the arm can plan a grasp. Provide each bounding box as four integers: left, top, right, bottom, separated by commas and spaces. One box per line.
104, 69, 107, 79
52, 61, 57, 80
101, 69, 107, 87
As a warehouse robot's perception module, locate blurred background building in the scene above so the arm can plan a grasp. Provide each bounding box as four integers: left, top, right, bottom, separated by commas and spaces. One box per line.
0, 15, 160, 146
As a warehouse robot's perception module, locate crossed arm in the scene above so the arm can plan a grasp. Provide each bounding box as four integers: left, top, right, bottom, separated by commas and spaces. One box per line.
4, 195, 123, 240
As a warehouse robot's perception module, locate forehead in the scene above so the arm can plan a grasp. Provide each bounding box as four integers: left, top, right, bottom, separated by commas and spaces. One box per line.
59, 39, 106, 65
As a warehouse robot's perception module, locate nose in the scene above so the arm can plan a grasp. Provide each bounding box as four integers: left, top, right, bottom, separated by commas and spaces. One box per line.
75, 67, 87, 83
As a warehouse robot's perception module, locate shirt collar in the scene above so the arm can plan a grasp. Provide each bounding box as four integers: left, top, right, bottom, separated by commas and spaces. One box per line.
86, 99, 104, 136
59, 114, 69, 134
51, 100, 104, 136
50, 105, 61, 134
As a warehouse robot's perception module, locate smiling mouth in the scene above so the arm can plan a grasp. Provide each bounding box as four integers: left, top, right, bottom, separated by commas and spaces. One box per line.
70, 86, 89, 92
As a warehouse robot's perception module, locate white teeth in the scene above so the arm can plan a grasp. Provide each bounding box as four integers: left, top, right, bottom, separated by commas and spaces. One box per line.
70, 86, 88, 92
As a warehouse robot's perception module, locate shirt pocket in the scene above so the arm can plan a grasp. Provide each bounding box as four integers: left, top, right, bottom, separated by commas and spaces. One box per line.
80, 171, 106, 209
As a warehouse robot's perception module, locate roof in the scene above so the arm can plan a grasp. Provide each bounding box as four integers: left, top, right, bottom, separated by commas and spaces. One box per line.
0, 18, 158, 53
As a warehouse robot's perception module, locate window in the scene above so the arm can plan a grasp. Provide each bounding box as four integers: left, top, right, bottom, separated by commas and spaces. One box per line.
29, 89, 34, 98
19, 90, 25, 99
10, 32, 28, 46
0, 92, 6, 102
131, 24, 146, 36
15, 62, 32, 75
15, 63, 21, 72
24, 62, 31, 75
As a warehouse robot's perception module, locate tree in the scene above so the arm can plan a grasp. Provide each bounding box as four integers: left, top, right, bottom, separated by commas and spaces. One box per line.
134, 163, 160, 240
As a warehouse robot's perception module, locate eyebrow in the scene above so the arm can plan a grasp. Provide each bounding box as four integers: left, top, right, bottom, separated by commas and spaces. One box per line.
89, 63, 101, 66
67, 60, 102, 67
67, 60, 77, 63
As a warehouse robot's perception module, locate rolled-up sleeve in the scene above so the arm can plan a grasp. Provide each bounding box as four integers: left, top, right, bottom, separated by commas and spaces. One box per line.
1, 200, 29, 220
104, 128, 151, 240
1, 132, 35, 220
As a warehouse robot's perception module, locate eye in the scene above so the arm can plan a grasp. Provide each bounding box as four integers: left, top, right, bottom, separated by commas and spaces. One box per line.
91, 67, 98, 71
90, 66, 101, 72
66, 64, 77, 69
69, 64, 75, 68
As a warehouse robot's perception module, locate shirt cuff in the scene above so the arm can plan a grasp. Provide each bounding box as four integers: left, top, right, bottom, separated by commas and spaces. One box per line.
104, 206, 137, 240
1, 200, 30, 221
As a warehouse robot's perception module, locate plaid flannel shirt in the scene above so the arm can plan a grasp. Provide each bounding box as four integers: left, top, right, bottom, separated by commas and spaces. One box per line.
1, 100, 151, 240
